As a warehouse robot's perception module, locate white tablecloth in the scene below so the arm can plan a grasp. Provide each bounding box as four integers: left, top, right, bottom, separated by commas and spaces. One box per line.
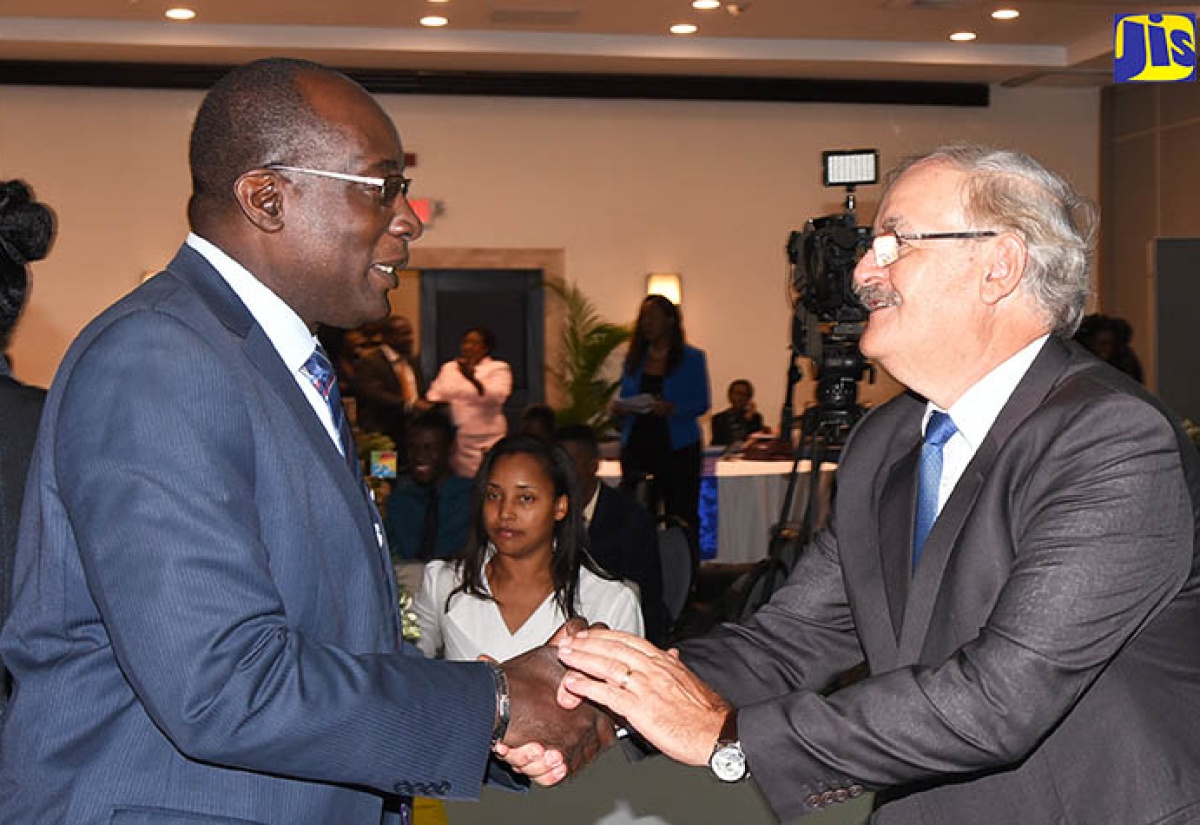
598, 458, 835, 564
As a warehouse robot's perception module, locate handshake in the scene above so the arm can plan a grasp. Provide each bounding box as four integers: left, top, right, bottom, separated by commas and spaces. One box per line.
493, 618, 734, 784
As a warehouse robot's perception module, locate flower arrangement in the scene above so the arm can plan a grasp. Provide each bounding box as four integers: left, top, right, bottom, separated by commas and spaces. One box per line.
1183, 419, 1200, 449
398, 586, 421, 644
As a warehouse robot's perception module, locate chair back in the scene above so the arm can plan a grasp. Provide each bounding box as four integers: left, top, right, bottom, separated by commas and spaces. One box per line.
621, 471, 659, 515
657, 517, 693, 623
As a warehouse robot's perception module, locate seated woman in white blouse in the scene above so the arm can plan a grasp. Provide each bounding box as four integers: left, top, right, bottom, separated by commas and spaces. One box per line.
414, 435, 643, 662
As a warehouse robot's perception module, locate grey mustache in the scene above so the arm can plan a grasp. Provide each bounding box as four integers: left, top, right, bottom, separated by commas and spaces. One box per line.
854, 284, 901, 310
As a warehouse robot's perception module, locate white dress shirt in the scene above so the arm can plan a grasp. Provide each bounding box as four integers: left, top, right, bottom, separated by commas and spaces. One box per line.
923, 334, 1049, 514
413, 557, 643, 661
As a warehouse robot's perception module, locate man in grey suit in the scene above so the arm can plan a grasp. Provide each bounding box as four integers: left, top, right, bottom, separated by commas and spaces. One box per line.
0, 58, 609, 824
549, 146, 1200, 824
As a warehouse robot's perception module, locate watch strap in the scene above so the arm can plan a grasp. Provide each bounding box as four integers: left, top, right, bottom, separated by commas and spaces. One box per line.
486, 661, 510, 746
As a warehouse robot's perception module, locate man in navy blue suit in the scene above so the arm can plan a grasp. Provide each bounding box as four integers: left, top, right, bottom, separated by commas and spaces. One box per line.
0, 58, 609, 824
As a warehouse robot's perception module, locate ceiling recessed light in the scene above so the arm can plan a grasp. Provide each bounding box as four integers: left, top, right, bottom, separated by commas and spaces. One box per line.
949, 31, 977, 42
670, 23, 698, 35
692, 0, 721, 9
420, 15, 449, 27
164, 8, 196, 21
991, 8, 1020, 20
427, 0, 450, 3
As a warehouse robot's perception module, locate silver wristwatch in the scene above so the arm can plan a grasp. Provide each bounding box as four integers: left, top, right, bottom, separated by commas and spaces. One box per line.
709, 739, 748, 782
708, 710, 748, 782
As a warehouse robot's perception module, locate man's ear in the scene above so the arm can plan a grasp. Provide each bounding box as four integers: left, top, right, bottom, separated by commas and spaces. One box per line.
981, 232, 1027, 305
233, 171, 285, 233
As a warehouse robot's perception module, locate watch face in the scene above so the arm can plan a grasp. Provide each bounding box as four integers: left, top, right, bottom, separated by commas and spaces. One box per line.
710, 742, 747, 782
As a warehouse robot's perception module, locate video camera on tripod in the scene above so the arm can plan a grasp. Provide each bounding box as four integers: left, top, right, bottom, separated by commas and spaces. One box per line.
782, 149, 878, 453
696, 152, 882, 632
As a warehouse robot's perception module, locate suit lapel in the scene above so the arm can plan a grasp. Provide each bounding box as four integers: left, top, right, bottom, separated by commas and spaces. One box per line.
834, 393, 925, 671
162, 247, 394, 613
898, 337, 1073, 662
164, 247, 365, 514
592, 485, 614, 532
880, 443, 921, 637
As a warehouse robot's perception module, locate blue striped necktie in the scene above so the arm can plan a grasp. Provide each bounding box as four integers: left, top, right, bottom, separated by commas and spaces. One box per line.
913, 411, 957, 572
301, 343, 358, 472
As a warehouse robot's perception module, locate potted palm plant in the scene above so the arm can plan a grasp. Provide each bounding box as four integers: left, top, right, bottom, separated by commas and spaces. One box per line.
546, 280, 630, 439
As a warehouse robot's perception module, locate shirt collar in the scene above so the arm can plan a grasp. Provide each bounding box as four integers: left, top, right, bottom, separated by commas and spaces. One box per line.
186, 233, 317, 372
924, 334, 1050, 448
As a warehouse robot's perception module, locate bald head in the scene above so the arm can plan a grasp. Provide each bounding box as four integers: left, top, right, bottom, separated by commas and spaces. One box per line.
187, 58, 364, 230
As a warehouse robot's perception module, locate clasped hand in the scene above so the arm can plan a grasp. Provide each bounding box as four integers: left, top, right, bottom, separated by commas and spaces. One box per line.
497, 627, 731, 785
494, 619, 618, 785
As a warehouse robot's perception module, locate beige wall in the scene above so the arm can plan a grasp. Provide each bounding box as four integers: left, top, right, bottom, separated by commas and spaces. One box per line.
1, 83, 1099, 426
1101, 81, 1200, 388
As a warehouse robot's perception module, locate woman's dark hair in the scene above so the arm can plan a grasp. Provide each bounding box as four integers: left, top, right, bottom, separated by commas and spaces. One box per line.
623, 294, 685, 375
1, 180, 56, 351
447, 435, 608, 618
464, 325, 497, 356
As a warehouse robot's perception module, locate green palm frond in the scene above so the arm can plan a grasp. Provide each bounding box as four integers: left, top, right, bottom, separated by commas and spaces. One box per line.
547, 280, 630, 436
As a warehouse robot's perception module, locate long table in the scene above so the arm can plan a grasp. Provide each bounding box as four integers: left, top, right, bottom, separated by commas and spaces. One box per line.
597, 457, 835, 564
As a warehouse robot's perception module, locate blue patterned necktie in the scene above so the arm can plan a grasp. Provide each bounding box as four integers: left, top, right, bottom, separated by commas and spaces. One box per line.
913, 411, 957, 572
301, 343, 357, 472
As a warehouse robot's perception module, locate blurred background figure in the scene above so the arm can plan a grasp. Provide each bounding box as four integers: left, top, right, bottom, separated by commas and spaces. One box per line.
412, 434, 642, 661
355, 314, 424, 464
1, 179, 56, 716
709, 378, 768, 448
331, 325, 375, 405
555, 424, 668, 646
613, 295, 710, 573
384, 409, 473, 564
517, 402, 557, 441
1074, 312, 1144, 383
419, 326, 512, 478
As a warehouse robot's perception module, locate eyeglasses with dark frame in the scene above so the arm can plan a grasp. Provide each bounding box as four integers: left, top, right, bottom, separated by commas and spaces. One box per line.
265, 164, 412, 207
871, 230, 998, 267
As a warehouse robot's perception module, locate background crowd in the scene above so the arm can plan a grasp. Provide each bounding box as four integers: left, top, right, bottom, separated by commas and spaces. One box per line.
2, 56, 1194, 825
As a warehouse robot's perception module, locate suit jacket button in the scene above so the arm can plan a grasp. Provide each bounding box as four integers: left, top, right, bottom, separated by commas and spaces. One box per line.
806, 793, 823, 807
848, 784, 864, 798
833, 789, 848, 803
820, 790, 836, 805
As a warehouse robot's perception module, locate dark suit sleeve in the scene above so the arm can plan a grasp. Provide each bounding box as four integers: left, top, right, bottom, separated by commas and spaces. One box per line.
355, 352, 407, 411
681, 391, 1194, 822
709, 411, 732, 446
591, 487, 669, 645
623, 494, 668, 647
0, 379, 46, 711
55, 313, 496, 797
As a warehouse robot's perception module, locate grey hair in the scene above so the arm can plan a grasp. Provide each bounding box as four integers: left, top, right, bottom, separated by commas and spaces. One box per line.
886, 145, 1095, 336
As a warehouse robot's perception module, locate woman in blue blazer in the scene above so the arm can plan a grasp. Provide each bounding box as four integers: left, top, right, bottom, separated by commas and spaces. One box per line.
614, 294, 710, 571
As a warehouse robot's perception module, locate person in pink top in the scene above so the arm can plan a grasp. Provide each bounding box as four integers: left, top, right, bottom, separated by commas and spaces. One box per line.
420, 326, 512, 477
